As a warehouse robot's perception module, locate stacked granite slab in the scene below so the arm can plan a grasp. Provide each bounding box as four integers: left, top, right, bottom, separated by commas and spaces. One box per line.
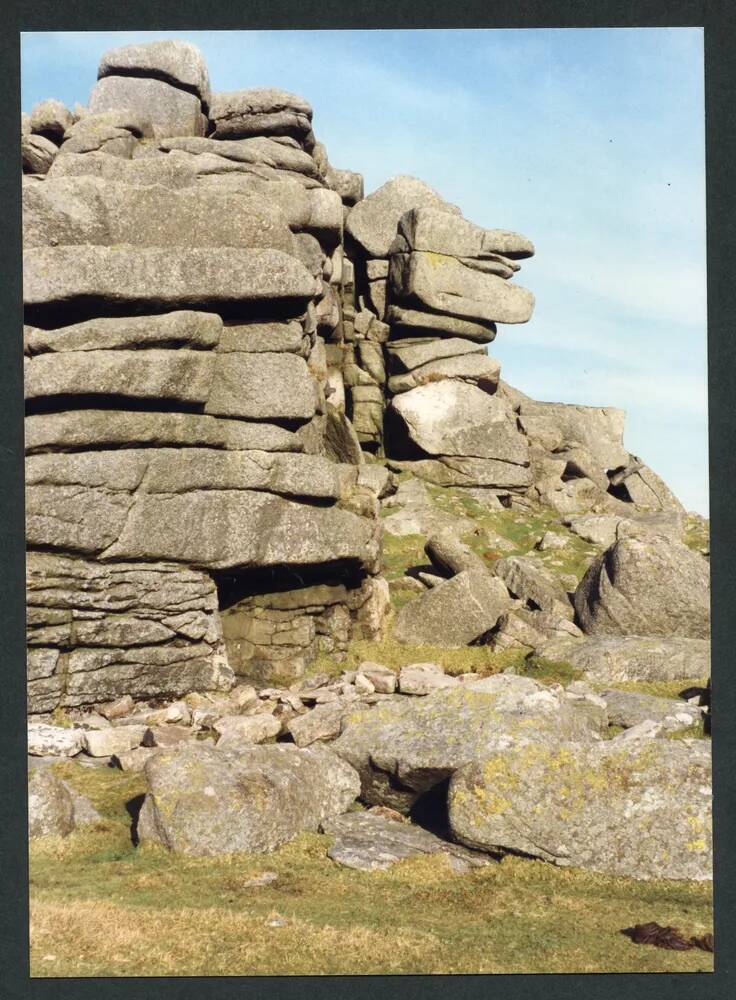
342, 178, 536, 493
23, 41, 388, 713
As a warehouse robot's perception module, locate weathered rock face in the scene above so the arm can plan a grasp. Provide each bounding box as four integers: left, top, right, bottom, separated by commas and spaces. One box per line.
137, 743, 360, 855
21, 36, 700, 739
448, 739, 712, 880
89, 76, 207, 138
24, 246, 317, 323
331, 677, 597, 812
573, 536, 710, 639
26, 552, 233, 714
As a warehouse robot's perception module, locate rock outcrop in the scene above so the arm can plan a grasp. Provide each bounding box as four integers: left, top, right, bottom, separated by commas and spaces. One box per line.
22, 39, 711, 888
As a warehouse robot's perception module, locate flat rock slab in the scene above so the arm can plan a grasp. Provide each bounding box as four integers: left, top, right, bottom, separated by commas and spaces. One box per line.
23, 246, 317, 323
394, 570, 512, 647
388, 353, 501, 395
331, 676, 595, 813
23, 176, 296, 253
390, 251, 534, 325
386, 305, 497, 343
541, 635, 711, 685
448, 739, 712, 880
26, 448, 348, 500
346, 176, 461, 258
600, 689, 703, 729
387, 457, 531, 489
24, 311, 223, 355
386, 336, 484, 374
209, 88, 313, 142
574, 536, 710, 640
25, 410, 301, 456
397, 206, 534, 260
137, 743, 360, 855
25, 349, 318, 423
322, 811, 492, 872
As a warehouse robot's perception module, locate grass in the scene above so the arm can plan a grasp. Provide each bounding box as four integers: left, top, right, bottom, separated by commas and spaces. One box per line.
310, 633, 530, 678
682, 513, 709, 555
29, 761, 713, 977
384, 488, 601, 589
514, 655, 584, 686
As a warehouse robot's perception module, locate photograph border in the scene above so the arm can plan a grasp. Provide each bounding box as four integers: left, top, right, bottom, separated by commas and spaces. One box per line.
2, 1, 734, 997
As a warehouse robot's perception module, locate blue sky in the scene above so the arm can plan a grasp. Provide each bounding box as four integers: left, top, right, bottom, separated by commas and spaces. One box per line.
21, 28, 709, 513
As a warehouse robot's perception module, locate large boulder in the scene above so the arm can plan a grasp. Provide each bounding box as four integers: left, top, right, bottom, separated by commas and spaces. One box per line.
533, 634, 711, 684
448, 739, 712, 880
23, 246, 317, 324
393, 570, 511, 647
98, 40, 211, 107
22, 134, 58, 174
387, 381, 529, 463
573, 536, 710, 639
331, 676, 597, 813
493, 555, 573, 619
22, 176, 296, 253
48, 149, 198, 187
137, 743, 360, 855
89, 75, 207, 138
209, 88, 313, 144
517, 400, 629, 472
389, 251, 534, 325
28, 768, 75, 838
30, 98, 74, 142
345, 176, 461, 258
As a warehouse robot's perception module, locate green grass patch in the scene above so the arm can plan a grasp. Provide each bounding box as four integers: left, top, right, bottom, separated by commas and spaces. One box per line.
682, 513, 709, 555
309, 632, 529, 678
514, 655, 584, 686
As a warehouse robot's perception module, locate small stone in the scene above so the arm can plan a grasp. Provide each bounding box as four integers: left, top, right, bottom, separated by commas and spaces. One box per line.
28, 724, 83, 757
357, 662, 397, 694
354, 674, 375, 695
113, 746, 159, 772
398, 662, 458, 696
83, 725, 147, 757
101, 695, 135, 720
214, 714, 281, 746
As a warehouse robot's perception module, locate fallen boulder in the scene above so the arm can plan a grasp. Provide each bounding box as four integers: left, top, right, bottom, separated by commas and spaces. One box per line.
137, 743, 360, 855
448, 739, 712, 880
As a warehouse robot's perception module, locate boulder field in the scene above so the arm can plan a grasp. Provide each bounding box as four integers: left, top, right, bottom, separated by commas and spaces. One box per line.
25, 39, 711, 884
